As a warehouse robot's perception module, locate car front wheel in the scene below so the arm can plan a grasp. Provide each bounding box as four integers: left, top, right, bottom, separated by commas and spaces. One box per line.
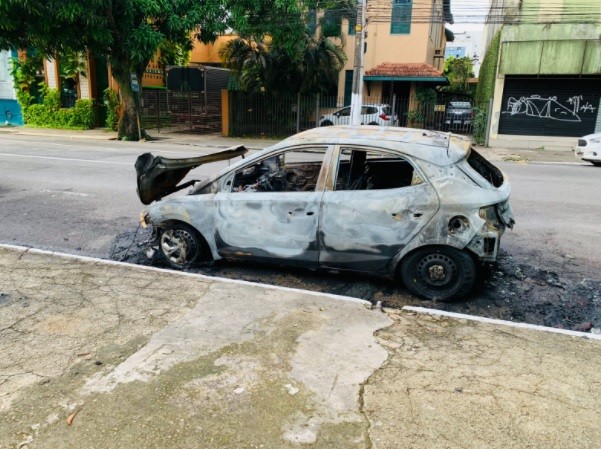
592, 161, 601, 167
320, 120, 333, 126
400, 246, 476, 301
159, 223, 203, 269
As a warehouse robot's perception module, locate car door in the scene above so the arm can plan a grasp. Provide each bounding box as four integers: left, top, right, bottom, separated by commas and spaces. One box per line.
334, 107, 351, 125
361, 106, 379, 125
318, 146, 439, 273
213, 146, 332, 266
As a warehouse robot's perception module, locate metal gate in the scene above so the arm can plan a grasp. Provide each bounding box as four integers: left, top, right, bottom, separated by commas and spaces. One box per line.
140, 65, 231, 133
498, 76, 601, 137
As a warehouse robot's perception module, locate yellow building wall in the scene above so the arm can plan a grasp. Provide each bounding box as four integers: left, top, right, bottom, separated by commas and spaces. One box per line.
190, 35, 237, 64
337, 0, 447, 100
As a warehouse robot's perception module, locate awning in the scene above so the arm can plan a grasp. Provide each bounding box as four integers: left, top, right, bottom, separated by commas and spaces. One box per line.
364, 63, 448, 84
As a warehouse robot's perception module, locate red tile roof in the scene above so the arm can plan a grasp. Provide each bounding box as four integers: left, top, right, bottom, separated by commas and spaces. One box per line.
365, 63, 444, 78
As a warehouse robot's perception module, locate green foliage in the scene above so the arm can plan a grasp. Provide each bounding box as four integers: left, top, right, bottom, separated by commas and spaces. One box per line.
9, 54, 45, 108
158, 41, 192, 67
103, 88, 120, 131
221, 32, 347, 95
0, 0, 230, 140
475, 30, 501, 107
59, 51, 86, 81
43, 88, 61, 111
415, 86, 437, 108
471, 107, 488, 145
22, 88, 96, 129
443, 56, 475, 94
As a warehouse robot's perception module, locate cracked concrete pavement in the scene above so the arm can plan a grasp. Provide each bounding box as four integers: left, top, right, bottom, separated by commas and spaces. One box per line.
1, 245, 600, 449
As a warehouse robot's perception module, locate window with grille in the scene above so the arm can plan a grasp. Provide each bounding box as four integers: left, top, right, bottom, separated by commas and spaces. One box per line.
391, 0, 412, 35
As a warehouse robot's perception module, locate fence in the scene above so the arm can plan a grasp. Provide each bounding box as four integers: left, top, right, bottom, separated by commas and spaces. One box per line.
140, 89, 223, 133
228, 93, 475, 137
140, 89, 476, 137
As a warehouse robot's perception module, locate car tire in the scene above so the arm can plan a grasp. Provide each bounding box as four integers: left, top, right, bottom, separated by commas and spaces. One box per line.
592, 161, 601, 167
399, 246, 476, 301
368, 122, 379, 125
158, 222, 206, 270
320, 120, 333, 126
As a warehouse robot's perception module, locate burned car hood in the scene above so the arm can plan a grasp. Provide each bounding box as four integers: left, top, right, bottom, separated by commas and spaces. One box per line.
135, 146, 247, 205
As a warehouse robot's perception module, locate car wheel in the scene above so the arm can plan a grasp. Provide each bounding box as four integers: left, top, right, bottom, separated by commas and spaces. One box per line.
400, 246, 476, 301
159, 222, 204, 270
592, 161, 601, 167
320, 120, 333, 126
368, 122, 379, 125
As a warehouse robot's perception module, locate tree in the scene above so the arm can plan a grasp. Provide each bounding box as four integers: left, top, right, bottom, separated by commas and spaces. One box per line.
443, 56, 475, 94
0, 0, 228, 140
220, 1, 352, 95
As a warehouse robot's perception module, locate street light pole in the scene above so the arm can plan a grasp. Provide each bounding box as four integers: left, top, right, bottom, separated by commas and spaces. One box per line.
350, 0, 366, 126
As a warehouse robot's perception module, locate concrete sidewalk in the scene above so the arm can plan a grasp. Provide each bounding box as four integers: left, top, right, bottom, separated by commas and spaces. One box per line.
1, 245, 600, 448
0, 126, 281, 150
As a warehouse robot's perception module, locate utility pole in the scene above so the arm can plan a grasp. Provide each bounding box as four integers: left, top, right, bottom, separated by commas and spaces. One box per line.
349, 0, 366, 126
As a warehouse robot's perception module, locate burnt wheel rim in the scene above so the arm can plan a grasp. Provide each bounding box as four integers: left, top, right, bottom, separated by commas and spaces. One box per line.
160, 229, 198, 266
416, 253, 458, 289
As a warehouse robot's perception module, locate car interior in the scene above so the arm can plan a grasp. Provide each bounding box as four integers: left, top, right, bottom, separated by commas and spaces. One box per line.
335, 149, 417, 190
232, 151, 323, 193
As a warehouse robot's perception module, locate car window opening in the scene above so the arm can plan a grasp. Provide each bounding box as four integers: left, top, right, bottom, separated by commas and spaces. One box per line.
232, 148, 326, 193
336, 148, 419, 191
467, 148, 504, 188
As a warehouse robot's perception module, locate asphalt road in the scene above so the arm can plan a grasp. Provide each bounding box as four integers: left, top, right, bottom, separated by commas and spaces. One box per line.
0, 135, 248, 256
1, 133, 600, 328
0, 134, 598, 266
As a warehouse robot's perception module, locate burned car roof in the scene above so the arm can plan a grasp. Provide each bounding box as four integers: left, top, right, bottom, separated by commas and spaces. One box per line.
278, 126, 470, 166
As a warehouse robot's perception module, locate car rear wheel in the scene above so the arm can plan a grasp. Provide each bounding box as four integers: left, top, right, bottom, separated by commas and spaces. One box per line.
368, 122, 379, 125
320, 120, 333, 126
592, 161, 601, 167
159, 222, 204, 270
400, 246, 476, 301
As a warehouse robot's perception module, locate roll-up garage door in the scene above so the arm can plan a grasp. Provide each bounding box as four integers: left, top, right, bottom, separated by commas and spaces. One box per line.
498, 76, 601, 137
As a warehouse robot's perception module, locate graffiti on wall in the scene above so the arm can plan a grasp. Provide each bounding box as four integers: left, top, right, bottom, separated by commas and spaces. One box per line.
503, 95, 597, 123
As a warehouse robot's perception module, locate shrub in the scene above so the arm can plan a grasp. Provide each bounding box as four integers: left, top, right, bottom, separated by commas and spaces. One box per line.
472, 107, 488, 145
103, 88, 120, 131
22, 88, 96, 129
71, 99, 96, 128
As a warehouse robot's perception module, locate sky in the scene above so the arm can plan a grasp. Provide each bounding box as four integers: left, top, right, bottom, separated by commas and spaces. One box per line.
448, 0, 487, 33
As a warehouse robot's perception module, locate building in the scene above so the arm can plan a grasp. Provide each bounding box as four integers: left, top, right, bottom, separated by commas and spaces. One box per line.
444, 30, 484, 76
484, 0, 601, 149
0, 50, 23, 126
335, 0, 454, 107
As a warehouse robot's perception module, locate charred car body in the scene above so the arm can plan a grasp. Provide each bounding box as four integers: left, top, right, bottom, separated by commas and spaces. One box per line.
136, 126, 514, 301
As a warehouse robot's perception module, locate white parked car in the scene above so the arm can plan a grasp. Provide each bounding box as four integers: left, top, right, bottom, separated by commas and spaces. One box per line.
319, 104, 399, 127
574, 132, 601, 166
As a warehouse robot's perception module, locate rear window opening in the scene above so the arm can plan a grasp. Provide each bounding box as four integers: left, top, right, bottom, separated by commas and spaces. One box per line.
467, 149, 504, 188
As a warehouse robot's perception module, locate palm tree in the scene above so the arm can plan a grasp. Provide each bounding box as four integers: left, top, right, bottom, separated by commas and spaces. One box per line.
220, 31, 346, 95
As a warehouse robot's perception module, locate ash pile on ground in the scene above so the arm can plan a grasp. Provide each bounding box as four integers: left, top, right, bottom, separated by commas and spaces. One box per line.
111, 229, 600, 333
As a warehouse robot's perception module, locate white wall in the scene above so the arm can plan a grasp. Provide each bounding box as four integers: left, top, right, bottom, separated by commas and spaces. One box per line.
0, 50, 16, 100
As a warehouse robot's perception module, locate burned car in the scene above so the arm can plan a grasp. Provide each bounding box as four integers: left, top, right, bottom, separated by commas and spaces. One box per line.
136, 126, 514, 301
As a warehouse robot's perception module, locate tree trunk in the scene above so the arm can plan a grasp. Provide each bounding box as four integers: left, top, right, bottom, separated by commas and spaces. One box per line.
112, 69, 141, 141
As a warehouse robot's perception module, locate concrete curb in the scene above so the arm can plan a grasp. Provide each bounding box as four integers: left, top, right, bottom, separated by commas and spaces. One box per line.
402, 306, 601, 341
0, 128, 117, 140
0, 243, 372, 307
